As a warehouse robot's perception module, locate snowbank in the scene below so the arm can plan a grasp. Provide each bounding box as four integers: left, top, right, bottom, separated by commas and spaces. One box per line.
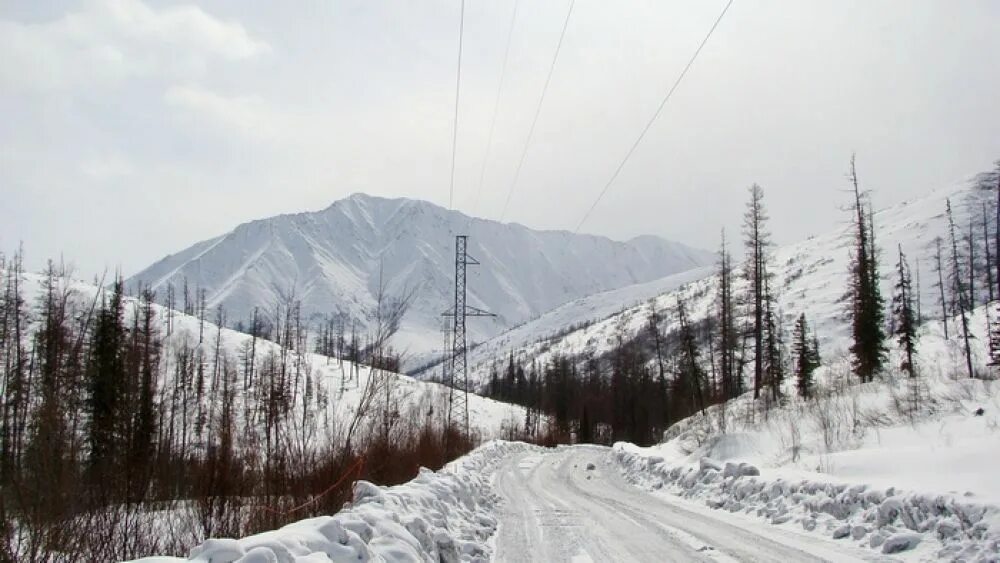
612, 443, 1000, 560
129, 441, 530, 563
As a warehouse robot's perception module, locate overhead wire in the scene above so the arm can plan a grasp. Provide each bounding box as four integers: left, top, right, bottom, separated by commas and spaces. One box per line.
448, 0, 466, 211
497, 0, 576, 222
471, 0, 520, 218
572, 0, 734, 234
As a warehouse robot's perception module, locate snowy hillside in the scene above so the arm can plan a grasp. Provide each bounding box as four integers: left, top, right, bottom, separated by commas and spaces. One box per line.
437, 265, 714, 387
127, 194, 712, 362
19, 272, 526, 439
465, 180, 996, 385
611, 302, 1000, 560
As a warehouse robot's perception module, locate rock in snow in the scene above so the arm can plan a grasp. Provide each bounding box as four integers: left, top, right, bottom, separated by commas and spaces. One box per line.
881, 532, 922, 554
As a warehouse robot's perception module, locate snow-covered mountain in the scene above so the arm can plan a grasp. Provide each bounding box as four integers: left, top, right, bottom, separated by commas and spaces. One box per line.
128, 194, 712, 362
461, 176, 996, 387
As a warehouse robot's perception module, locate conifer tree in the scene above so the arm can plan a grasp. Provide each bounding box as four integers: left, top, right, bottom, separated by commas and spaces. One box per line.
946, 199, 976, 378
846, 156, 887, 383
717, 229, 738, 400
87, 277, 126, 499
892, 245, 919, 378
792, 313, 818, 398
743, 184, 773, 398
675, 299, 707, 417
983, 202, 994, 303
934, 237, 949, 338
762, 276, 783, 403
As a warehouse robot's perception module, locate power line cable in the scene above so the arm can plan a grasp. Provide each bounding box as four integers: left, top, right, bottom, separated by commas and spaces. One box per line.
498, 0, 575, 222
471, 0, 520, 218
448, 0, 466, 210
572, 0, 734, 234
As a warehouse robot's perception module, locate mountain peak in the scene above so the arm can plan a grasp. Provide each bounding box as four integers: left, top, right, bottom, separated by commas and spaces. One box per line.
128, 197, 714, 364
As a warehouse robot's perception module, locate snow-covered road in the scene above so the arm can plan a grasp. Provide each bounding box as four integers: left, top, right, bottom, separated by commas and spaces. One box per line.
494, 446, 878, 563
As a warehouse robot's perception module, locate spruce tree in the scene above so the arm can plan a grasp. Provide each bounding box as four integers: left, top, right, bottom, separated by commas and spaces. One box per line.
846, 156, 887, 383
892, 245, 919, 378
762, 275, 783, 403
87, 277, 126, 500
792, 313, 818, 398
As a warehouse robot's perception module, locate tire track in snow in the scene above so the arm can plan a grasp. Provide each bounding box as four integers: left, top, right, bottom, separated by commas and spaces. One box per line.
495, 446, 881, 563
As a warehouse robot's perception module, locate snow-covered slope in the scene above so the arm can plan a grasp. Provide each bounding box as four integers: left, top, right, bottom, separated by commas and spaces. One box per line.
610, 304, 1000, 560
465, 179, 995, 385
445, 265, 714, 387
18, 272, 526, 439
127, 194, 712, 362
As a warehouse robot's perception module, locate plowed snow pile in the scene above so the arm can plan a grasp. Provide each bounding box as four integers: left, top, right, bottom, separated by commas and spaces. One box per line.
612, 374, 1000, 561
131, 441, 533, 563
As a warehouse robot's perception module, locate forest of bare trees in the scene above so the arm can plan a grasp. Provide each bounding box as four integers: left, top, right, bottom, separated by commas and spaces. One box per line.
0, 252, 470, 561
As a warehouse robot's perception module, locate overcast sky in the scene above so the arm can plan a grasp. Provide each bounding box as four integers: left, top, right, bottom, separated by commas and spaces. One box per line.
2, 0, 999, 277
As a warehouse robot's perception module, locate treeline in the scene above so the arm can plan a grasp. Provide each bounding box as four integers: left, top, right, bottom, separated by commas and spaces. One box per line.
0, 252, 468, 562
485, 158, 1000, 445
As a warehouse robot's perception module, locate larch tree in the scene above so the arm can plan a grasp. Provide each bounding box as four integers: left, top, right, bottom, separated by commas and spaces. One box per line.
675, 298, 707, 417
946, 199, 975, 378
717, 229, 739, 400
933, 237, 949, 339
743, 183, 773, 399
982, 202, 994, 303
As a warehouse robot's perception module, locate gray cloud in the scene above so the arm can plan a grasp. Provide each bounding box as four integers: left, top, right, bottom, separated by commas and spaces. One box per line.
2, 0, 999, 278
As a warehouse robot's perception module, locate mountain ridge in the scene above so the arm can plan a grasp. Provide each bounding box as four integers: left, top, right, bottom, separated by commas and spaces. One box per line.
128, 193, 714, 362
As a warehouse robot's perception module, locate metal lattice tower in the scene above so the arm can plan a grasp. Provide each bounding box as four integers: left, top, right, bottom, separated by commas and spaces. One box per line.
440, 318, 451, 385
442, 235, 494, 438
